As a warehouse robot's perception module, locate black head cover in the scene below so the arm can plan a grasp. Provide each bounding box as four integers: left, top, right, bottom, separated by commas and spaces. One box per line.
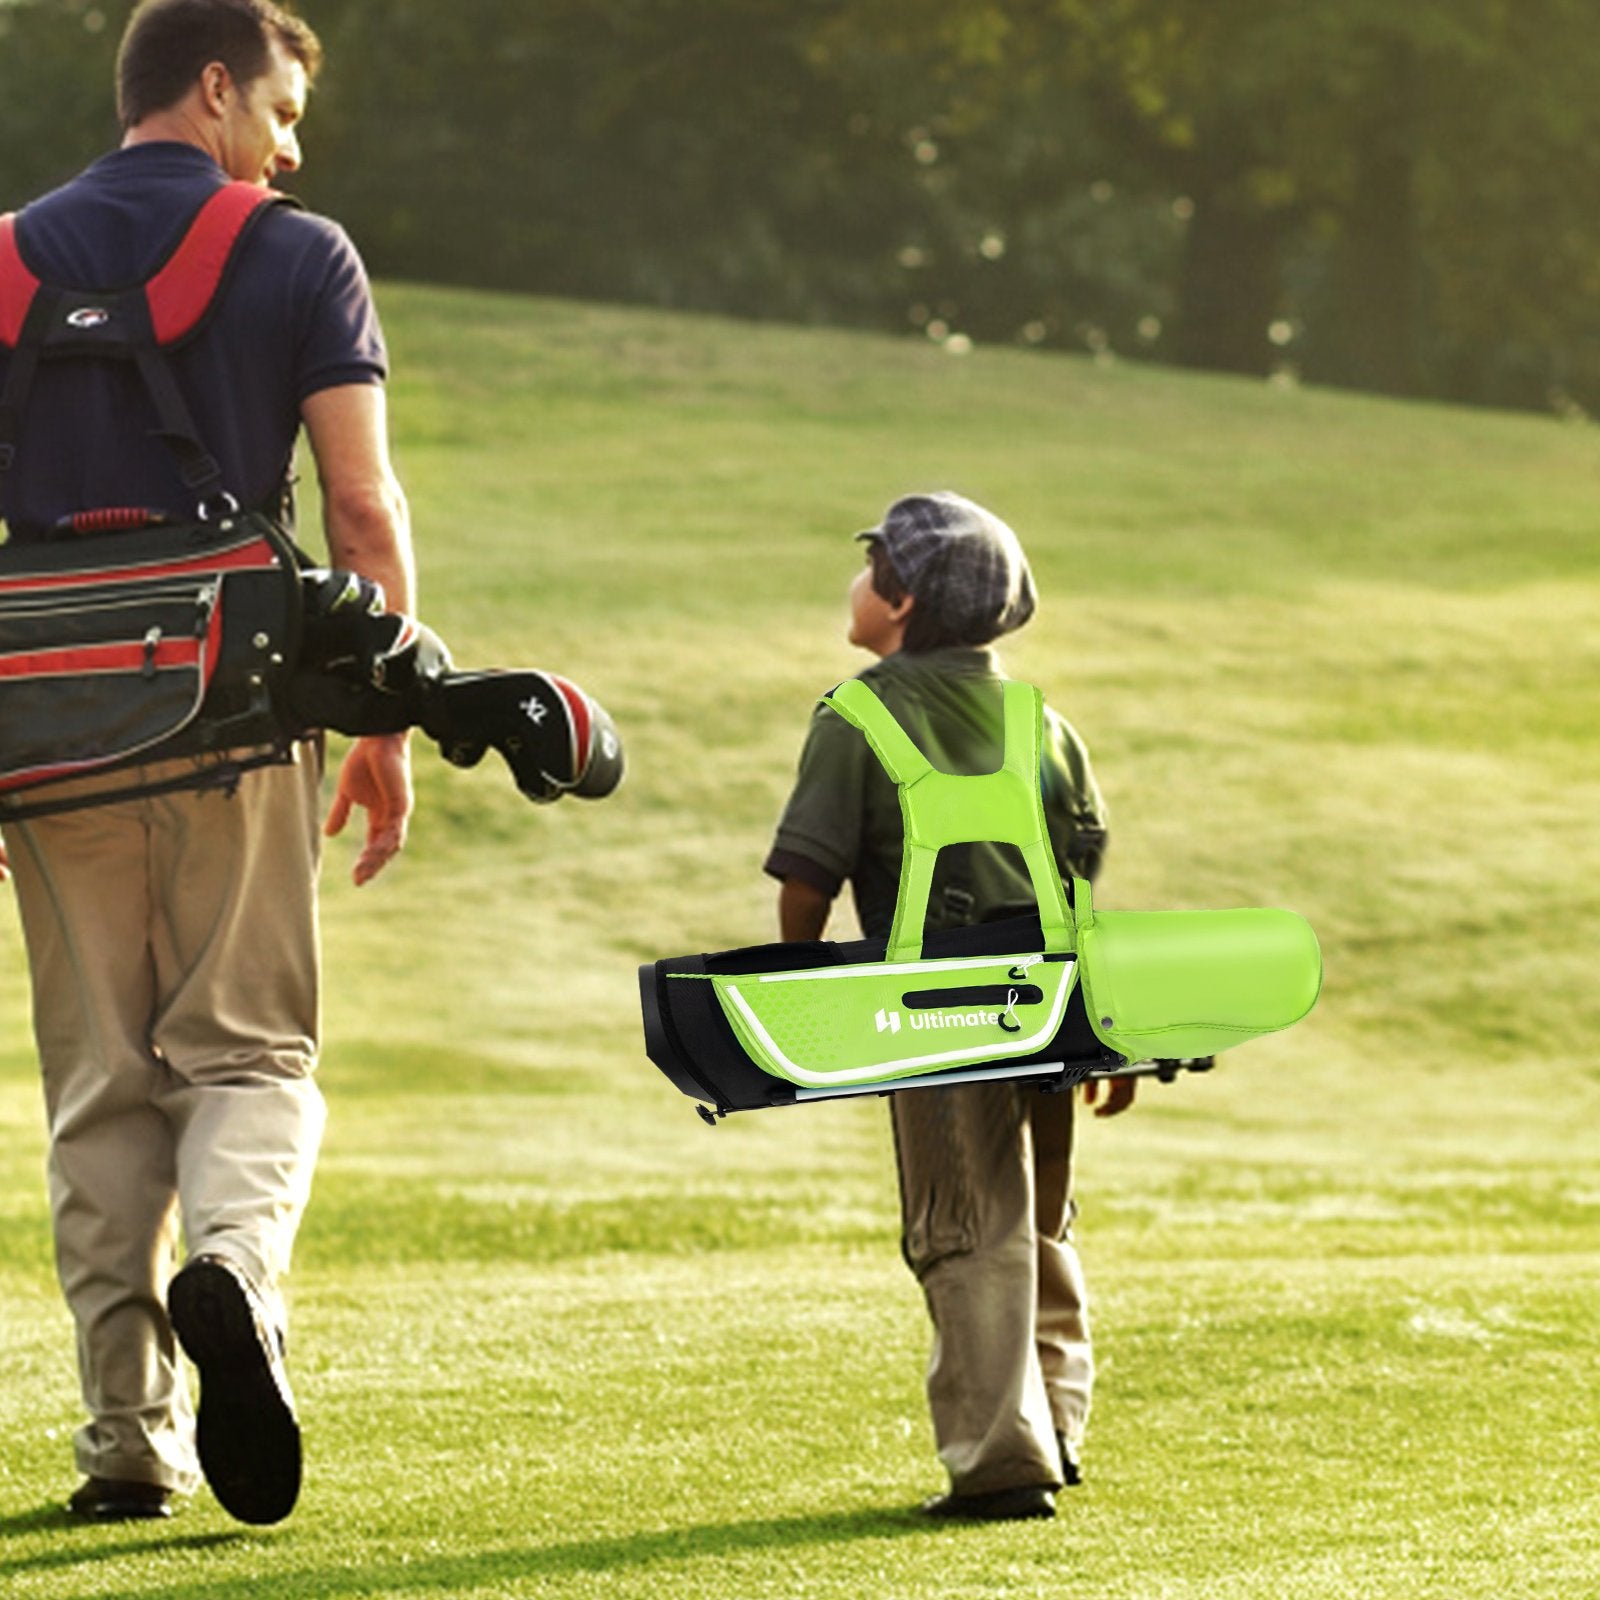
283, 572, 622, 803
285, 603, 452, 737
420, 669, 624, 803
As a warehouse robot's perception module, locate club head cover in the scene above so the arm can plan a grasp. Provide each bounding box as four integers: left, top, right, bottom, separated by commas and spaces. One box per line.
301, 567, 388, 621
419, 669, 623, 803
286, 601, 453, 736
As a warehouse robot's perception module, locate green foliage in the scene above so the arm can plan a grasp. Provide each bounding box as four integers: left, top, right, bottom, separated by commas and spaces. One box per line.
4, 0, 1599, 411
0, 0, 124, 200
1, 286, 1597, 1597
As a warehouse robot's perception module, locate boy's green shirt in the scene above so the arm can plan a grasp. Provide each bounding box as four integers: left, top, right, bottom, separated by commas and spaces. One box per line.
765, 646, 1108, 941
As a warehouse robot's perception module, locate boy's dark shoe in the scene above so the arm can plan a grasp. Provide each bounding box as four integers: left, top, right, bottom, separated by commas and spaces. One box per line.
919, 1484, 1057, 1521
67, 1477, 174, 1521
167, 1255, 300, 1526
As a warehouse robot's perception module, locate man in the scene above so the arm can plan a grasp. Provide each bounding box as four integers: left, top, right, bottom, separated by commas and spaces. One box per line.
0, 0, 413, 1524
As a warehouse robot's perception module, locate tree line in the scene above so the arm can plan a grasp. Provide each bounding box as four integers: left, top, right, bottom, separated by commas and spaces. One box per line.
4, 0, 1599, 414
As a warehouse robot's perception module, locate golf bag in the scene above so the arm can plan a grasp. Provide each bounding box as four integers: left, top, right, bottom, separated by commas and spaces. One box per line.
0, 182, 623, 818
0, 185, 311, 810
0, 546, 625, 820
641, 678, 1321, 1117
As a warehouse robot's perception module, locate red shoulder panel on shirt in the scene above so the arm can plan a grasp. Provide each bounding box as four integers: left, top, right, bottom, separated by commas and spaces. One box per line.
144, 183, 282, 346
0, 213, 42, 349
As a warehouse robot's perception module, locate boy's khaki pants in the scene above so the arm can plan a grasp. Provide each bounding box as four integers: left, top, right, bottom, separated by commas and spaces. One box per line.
891, 1081, 1092, 1496
2, 748, 327, 1492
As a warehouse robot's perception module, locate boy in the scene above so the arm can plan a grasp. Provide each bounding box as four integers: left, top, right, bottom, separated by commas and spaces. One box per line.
765, 491, 1132, 1522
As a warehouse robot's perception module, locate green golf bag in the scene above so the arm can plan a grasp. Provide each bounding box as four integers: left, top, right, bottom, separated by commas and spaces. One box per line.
640, 678, 1321, 1117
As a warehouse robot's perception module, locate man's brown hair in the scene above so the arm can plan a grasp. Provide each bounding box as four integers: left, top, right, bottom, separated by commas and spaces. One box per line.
116, 0, 323, 129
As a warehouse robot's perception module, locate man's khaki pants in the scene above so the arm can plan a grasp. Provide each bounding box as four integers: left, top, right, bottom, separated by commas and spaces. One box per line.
891, 1081, 1092, 1496
2, 749, 327, 1492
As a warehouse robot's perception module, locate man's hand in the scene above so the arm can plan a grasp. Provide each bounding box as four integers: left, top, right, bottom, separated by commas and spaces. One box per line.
325, 732, 412, 885
1083, 1075, 1137, 1117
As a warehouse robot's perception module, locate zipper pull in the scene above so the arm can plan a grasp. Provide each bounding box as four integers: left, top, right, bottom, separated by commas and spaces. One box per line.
194, 581, 220, 635
142, 625, 162, 678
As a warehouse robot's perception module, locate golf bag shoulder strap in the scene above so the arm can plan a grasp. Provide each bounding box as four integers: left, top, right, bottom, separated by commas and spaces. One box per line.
826, 677, 934, 786
822, 677, 1076, 962
0, 184, 288, 353
146, 183, 288, 347
0, 214, 39, 475
0, 213, 37, 349
0, 185, 295, 502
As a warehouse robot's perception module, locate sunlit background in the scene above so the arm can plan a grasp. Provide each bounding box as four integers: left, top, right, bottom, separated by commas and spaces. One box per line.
4, 0, 1598, 415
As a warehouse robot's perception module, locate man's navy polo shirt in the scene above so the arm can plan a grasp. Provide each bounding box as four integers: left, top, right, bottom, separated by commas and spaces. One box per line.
0, 143, 387, 540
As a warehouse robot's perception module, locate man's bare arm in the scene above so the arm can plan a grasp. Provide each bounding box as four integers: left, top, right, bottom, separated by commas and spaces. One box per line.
301, 382, 415, 885
301, 383, 414, 611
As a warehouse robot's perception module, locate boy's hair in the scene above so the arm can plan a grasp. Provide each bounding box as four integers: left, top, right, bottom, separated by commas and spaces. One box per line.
866, 540, 974, 653
858, 492, 1036, 652
117, 0, 323, 129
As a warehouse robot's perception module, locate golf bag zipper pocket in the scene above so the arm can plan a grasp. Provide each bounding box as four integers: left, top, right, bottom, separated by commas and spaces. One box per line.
0, 516, 303, 804
0, 575, 225, 790
0, 579, 215, 640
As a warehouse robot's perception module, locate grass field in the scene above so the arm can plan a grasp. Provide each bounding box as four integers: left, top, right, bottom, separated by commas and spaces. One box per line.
2, 285, 1597, 1600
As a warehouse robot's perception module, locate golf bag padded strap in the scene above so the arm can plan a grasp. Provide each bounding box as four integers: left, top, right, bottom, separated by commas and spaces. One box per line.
0, 186, 297, 501
0, 186, 285, 355
1071, 873, 1093, 917
826, 678, 934, 786
146, 184, 281, 346
0, 213, 39, 348
823, 678, 1075, 962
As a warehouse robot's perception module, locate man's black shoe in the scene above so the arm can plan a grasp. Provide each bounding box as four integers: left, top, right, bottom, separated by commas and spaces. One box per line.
1056, 1432, 1083, 1488
67, 1477, 174, 1521
167, 1255, 300, 1525
919, 1484, 1057, 1521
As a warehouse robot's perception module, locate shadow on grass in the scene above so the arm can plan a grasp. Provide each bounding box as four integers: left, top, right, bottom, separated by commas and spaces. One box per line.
0, 1503, 247, 1583
36, 1507, 939, 1599
0, 1506, 66, 1540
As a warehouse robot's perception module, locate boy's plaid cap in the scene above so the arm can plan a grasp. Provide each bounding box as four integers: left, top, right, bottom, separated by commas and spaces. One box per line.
856, 491, 1036, 641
